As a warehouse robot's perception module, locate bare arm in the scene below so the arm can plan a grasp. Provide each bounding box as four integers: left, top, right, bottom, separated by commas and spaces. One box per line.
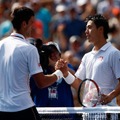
55, 59, 82, 91
71, 78, 81, 92
32, 72, 59, 88
109, 79, 120, 99
101, 79, 120, 105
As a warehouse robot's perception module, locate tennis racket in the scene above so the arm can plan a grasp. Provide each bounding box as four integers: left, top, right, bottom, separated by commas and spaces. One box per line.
78, 79, 101, 107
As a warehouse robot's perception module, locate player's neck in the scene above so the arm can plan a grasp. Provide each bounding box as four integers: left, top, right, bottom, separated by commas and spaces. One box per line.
13, 30, 26, 38
94, 40, 107, 51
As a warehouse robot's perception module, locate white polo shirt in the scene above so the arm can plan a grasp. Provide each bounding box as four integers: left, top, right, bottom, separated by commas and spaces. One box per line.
0, 33, 43, 112
75, 42, 120, 106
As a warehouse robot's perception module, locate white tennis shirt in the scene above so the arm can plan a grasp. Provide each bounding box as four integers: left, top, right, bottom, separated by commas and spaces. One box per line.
0, 33, 43, 112
75, 42, 120, 106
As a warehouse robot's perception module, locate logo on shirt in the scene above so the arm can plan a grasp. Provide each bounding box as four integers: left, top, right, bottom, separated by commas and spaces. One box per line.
98, 56, 103, 61
48, 87, 58, 99
38, 63, 41, 67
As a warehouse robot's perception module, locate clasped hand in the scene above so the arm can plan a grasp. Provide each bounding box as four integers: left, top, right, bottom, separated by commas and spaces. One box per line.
55, 59, 69, 77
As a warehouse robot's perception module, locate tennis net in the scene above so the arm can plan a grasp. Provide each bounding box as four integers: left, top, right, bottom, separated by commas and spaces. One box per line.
37, 107, 120, 120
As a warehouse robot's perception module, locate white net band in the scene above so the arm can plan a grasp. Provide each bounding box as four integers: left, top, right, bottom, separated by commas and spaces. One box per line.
37, 107, 120, 120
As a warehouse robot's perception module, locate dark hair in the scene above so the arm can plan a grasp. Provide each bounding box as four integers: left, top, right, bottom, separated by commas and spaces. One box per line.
35, 40, 60, 70
47, 44, 60, 55
11, 6, 34, 31
85, 14, 109, 39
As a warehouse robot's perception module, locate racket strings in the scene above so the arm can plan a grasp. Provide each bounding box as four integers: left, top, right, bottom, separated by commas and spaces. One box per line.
79, 80, 100, 107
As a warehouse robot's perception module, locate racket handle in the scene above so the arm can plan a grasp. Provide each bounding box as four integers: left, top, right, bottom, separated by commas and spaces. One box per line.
63, 72, 75, 84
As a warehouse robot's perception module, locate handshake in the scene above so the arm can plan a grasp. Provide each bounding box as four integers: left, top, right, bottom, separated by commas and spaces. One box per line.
53, 59, 75, 85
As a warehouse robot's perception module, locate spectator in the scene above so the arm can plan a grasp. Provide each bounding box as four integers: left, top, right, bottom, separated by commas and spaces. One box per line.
30, 41, 74, 107
97, 0, 115, 19
0, 10, 13, 39
0, 0, 13, 40
69, 35, 85, 60
31, 19, 43, 39
108, 17, 120, 50
76, 0, 97, 20
62, 50, 80, 72
31, 0, 53, 42
51, 4, 69, 52
63, 6, 86, 41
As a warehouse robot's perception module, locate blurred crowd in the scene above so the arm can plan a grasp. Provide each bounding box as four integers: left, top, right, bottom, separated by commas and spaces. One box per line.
0, 0, 120, 106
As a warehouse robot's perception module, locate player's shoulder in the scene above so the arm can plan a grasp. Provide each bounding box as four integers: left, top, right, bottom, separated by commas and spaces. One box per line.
27, 42, 38, 53
107, 45, 120, 60
109, 44, 120, 54
0, 36, 10, 45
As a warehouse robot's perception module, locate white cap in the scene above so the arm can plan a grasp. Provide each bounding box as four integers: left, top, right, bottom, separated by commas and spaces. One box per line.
56, 4, 66, 12
69, 35, 81, 43
97, 1, 109, 14
11, 2, 22, 12
76, 0, 87, 6
46, 42, 61, 53
31, 0, 40, 3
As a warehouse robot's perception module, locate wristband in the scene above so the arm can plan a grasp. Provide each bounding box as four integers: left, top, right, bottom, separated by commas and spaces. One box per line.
53, 70, 63, 81
63, 72, 75, 84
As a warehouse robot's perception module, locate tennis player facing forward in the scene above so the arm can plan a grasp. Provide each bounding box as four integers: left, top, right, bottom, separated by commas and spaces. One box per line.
56, 14, 120, 106
0, 7, 64, 120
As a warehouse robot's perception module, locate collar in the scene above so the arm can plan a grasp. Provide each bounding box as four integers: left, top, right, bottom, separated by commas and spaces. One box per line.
92, 42, 111, 54
10, 33, 25, 40
99, 42, 111, 51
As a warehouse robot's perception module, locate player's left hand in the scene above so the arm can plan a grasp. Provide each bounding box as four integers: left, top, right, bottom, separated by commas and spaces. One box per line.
100, 94, 112, 105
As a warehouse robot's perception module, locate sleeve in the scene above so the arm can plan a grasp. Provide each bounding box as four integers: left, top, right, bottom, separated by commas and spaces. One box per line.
110, 50, 120, 79
28, 47, 43, 76
75, 54, 86, 80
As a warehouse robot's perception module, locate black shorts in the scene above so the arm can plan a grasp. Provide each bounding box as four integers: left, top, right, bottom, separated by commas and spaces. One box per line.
0, 106, 40, 120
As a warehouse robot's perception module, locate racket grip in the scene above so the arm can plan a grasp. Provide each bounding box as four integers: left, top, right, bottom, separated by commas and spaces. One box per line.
63, 72, 75, 84
53, 70, 63, 81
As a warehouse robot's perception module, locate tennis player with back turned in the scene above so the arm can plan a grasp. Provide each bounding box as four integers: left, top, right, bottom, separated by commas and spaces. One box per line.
0, 6, 64, 120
